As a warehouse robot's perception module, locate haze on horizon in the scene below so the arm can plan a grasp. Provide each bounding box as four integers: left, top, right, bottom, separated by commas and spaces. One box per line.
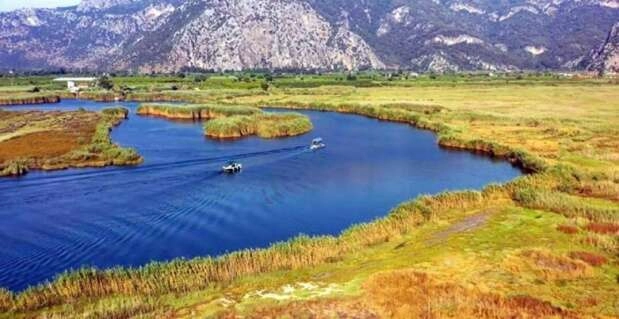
0, 0, 80, 12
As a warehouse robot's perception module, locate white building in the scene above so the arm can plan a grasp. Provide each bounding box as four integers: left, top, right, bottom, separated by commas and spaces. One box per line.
53, 77, 96, 93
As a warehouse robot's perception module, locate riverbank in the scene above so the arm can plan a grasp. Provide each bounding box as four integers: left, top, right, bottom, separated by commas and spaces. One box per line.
0, 93, 60, 106
0, 107, 142, 177
0, 79, 616, 318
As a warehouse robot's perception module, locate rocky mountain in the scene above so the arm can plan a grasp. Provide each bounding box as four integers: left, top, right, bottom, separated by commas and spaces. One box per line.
582, 22, 619, 74
0, 0, 617, 72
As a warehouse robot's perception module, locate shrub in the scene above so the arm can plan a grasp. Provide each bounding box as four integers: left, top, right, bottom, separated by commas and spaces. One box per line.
556, 224, 579, 234
569, 251, 608, 266
584, 222, 619, 235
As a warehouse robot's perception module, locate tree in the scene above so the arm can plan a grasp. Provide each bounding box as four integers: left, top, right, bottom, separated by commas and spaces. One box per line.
260, 81, 270, 92
194, 75, 207, 82
97, 75, 114, 90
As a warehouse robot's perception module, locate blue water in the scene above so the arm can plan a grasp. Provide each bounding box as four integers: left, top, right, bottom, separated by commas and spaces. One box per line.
0, 100, 522, 291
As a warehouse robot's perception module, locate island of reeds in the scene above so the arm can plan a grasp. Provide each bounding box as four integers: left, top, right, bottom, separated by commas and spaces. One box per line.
137, 103, 313, 139
0, 106, 141, 177
204, 112, 313, 138
0, 72, 616, 318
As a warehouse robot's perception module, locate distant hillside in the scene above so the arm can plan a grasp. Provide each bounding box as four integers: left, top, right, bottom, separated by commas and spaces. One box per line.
0, 0, 617, 72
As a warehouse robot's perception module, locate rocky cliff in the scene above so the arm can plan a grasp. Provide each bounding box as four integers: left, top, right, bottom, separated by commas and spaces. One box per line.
583, 22, 619, 74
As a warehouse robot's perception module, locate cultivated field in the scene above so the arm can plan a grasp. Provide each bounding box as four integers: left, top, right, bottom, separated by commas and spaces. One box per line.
0, 74, 616, 318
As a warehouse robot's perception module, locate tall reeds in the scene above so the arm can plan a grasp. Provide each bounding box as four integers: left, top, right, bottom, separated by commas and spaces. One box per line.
514, 188, 618, 222
204, 113, 313, 139
0, 93, 60, 106
136, 103, 261, 120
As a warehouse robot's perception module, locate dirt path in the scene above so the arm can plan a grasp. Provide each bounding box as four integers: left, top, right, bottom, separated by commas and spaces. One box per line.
425, 209, 495, 246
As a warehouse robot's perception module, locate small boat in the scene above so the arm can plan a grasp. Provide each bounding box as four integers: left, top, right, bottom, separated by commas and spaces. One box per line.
310, 137, 325, 150
222, 161, 242, 173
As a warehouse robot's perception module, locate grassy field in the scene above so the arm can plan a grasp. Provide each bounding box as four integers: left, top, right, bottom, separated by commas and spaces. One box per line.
0, 74, 616, 318
0, 107, 142, 176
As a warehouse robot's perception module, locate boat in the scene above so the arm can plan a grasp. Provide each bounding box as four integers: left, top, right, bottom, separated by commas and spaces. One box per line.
222, 161, 242, 173
310, 137, 326, 150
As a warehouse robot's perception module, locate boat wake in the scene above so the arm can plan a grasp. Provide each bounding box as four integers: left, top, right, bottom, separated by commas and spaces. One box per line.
0, 145, 310, 191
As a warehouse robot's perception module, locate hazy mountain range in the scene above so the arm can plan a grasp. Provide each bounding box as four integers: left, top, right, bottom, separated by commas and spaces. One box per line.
0, 0, 617, 73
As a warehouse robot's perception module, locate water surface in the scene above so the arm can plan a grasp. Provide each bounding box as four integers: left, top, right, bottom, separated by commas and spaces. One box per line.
0, 100, 522, 290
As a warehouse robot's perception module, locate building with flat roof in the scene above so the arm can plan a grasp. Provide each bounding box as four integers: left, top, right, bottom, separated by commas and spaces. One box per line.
53, 77, 96, 93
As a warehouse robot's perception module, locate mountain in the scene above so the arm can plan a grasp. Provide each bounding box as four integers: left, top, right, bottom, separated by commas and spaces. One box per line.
0, 0, 617, 72
582, 22, 619, 74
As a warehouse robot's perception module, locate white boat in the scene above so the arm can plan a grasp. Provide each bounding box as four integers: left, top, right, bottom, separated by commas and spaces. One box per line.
222, 161, 242, 173
310, 137, 325, 150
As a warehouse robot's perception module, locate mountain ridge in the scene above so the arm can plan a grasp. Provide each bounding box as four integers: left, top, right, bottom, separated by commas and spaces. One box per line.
0, 0, 617, 72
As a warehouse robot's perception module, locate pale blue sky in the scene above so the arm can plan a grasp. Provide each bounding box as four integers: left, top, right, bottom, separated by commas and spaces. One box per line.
0, 0, 80, 12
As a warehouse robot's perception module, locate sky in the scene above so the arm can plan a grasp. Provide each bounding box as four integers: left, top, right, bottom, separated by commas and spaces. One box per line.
0, 0, 80, 12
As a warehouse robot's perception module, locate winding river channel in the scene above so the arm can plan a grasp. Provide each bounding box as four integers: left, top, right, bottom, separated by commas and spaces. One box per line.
0, 100, 522, 291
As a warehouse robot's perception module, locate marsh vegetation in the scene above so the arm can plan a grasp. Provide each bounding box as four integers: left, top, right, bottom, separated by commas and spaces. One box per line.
137, 103, 313, 139
0, 73, 616, 317
0, 107, 141, 177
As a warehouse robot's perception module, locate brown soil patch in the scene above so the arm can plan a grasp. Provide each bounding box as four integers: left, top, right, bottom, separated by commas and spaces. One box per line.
0, 111, 99, 164
0, 130, 88, 162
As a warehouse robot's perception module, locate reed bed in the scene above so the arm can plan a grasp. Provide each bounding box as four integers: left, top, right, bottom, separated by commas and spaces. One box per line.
136, 103, 261, 120
0, 93, 60, 106
514, 188, 619, 222
40, 108, 142, 170
0, 159, 29, 177
204, 112, 313, 139
101, 107, 129, 119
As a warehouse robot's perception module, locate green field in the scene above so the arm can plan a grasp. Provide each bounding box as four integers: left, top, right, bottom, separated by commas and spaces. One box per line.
0, 73, 617, 318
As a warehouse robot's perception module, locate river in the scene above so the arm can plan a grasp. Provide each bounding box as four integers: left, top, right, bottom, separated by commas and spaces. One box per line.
0, 100, 522, 290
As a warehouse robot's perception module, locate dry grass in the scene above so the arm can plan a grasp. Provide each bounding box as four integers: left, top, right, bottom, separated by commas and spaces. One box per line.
556, 224, 579, 234
0, 93, 60, 106
569, 251, 608, 266
504, 249, 593, 281
585, 222, 619, 235
236, 270, 574, 319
